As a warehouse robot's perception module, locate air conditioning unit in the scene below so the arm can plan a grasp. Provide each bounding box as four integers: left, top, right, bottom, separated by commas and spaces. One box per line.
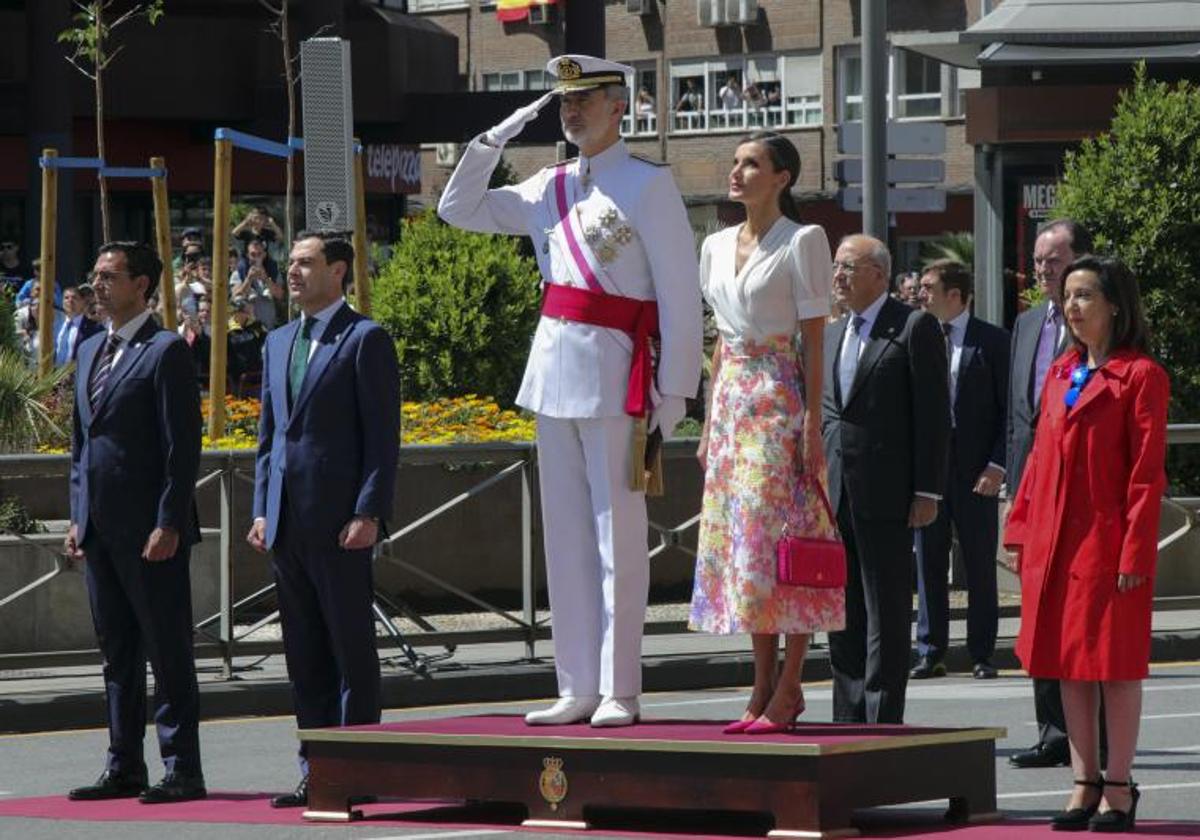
528, 3, 556, 25
626, 0, 654, 14
726, 0, 758, 24
435, 143, 461, 167
697, 0, 727, 27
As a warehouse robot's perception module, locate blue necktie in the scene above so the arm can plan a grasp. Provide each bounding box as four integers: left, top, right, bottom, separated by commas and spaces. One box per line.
55, 319, 73, 366
838, 315, 866, 403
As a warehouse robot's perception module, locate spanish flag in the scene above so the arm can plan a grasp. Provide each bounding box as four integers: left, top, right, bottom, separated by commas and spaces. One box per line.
496, 0, 558, 23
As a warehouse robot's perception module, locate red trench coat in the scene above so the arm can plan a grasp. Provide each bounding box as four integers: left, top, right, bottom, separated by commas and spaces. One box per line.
1004, 348, 1168, 681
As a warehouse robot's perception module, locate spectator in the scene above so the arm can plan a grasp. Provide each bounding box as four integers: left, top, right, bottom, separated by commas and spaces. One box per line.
178, 299, 211, 386
226, 297, 266, 393
17, 260, 63, 309
1004, 255, 1167, 832
690, 132, 841, 734
232, 238, 283, 329
744, 80, 766, 111
54, 284, 104, 366
822, 234, 950, 724
0, 239, 32, 293
636, 87, 655, 116
1006, 218, 1095, 770
232, 206, 283, 248
911, 260, 1010, 682
171, 227, 205, 273
675, 79, 702, 113
14, 281, 66, 367
718, 74, 743, 111
893, 271, 920, 307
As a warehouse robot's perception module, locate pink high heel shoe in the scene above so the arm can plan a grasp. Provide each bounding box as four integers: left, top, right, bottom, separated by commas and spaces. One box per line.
722, 716, 756, 735
744, 688, 806, 735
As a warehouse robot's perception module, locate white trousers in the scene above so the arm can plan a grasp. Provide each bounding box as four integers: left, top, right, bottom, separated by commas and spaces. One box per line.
536, 414, 650, 699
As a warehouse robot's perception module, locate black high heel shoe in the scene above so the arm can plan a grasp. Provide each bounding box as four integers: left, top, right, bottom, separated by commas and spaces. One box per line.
1050, 777, 1104, 832
1089, 779, 1140, 833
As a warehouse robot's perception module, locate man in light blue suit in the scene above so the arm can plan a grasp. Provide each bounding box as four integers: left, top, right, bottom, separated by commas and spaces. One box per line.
66, 241, 205, 804
248, 231, 400, 808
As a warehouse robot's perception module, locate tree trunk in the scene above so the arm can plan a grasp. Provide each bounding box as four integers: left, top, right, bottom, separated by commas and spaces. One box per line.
94, 7, 110, 243
281, 0, 296, 320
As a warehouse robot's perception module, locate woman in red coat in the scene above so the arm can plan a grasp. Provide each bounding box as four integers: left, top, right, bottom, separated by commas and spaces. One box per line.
1005, 255, 1167, 834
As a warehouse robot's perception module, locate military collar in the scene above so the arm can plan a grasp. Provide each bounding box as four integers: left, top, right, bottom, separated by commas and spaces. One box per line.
579, 139, 628, 181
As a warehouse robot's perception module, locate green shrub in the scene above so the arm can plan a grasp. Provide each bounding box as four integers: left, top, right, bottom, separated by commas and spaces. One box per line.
0, 350, 72, 453
0, 494, 44, 534
373, 210, 543, 405
1054, 63, 1200, 492
0, 291, 19, 356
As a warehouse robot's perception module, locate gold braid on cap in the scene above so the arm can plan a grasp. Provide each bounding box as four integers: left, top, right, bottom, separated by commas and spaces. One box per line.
557, 58, 583, 81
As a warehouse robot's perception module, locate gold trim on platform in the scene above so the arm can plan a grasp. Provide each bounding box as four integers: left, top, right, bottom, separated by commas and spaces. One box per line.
301, 809, 354, 822
523, 818, 590, 830
297, 726, 1008, 757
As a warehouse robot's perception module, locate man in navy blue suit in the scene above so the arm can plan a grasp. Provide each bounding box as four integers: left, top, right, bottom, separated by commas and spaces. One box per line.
65, 241, 205, 804
248, 231, 400, 808
912, 260, 1010, 681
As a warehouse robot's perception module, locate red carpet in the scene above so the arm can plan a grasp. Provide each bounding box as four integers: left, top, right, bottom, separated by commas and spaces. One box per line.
1, 795, 1199, 838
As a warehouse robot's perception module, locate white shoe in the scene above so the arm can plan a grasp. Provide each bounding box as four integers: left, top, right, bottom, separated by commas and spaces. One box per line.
590, 696, 640, 728
524, 696, 600, 726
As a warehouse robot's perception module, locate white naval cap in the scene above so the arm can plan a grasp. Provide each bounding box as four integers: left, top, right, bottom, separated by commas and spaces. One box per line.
546, 54, 633, 94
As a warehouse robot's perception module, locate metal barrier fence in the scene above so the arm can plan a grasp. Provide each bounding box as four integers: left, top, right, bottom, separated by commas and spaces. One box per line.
4, 427, 1200, 676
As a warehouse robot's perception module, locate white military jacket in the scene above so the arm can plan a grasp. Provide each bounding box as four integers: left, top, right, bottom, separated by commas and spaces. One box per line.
438, 136, 702, 419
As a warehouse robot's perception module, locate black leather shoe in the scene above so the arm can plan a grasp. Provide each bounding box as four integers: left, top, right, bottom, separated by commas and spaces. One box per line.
68, 769, 148, 801
1009, 741, 1071, 768
271, 777, 308, 808
138, 771, 207, 804
973, 661, 999, 680
909, 658, 947, 679
1050, 777, 1103, 831
1089, 780, 1139, 832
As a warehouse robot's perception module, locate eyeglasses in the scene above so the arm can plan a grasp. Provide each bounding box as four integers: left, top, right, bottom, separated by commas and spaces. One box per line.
0, 243, 15, 251
88, 270, 131, 285
832, 261, 860, 275
1064, 363, 1095, 409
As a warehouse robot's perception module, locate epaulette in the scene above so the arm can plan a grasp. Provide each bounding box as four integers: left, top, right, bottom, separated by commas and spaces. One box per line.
541, 158, 577, 171
630, 153, 669, 167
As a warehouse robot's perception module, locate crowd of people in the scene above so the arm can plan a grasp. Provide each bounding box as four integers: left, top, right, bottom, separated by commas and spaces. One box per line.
57, 53, 1167, 833
3, 208, 286, 396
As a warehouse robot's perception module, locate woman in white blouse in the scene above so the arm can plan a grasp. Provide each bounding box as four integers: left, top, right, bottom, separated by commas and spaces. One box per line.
689, 132, 845, 734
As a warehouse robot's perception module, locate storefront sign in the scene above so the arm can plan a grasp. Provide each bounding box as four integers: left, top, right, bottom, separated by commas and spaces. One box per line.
365, 144, 421, 195
1015, 177, 1059, 288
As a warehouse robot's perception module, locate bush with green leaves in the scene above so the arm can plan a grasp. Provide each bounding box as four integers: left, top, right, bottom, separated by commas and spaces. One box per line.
0, 292, 20, 356
1054, 63, 1200, 492
0, 350, 72, 453
372, 210, 543, 405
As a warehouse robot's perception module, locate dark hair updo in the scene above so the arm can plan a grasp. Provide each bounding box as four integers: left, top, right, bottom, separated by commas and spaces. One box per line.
743, 130, 802, 223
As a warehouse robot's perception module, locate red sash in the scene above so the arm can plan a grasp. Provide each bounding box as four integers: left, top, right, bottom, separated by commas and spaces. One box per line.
541, 283, 659, 418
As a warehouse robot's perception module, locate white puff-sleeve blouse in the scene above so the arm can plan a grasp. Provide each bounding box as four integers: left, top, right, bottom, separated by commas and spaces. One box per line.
699, 218, 833, 343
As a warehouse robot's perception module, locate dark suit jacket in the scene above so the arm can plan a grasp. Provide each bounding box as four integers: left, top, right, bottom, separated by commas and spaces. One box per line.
69, 316, 104, 361
822, 296, 950, 520
70, 319, 203, 549
1006, 301, 1068, 492
950, 316, 1011, 485
253, 302, 401, 550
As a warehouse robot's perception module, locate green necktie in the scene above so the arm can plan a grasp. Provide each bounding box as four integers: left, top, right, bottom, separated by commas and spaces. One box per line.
289, 316, 316, 405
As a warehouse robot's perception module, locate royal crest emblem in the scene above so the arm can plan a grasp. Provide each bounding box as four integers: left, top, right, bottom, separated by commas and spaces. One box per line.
538, 756, 568, 810
557, 58, 583, 81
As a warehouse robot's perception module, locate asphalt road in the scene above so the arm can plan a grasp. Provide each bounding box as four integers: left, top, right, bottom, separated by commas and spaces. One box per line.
2, 662, 1199, 840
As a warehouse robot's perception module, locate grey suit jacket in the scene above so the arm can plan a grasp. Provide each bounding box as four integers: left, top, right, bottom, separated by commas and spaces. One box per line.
822, 296, 951, 521
1006, 301, 1069, 492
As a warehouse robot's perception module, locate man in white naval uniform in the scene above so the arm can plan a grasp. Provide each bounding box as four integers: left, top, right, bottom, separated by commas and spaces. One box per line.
439, 55, 702, 727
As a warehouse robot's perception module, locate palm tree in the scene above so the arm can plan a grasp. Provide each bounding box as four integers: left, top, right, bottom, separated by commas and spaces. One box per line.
921, 232, 974, 270
0, 352, 72, 453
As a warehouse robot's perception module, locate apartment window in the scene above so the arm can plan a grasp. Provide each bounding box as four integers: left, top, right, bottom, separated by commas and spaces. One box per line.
668, 53, 823, 134
837, 45, 960, 123
480, 69, 549, 92
407, 0, 470, 11
620, 61, 659, 138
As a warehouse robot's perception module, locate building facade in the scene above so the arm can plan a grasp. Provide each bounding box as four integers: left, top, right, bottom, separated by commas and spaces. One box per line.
411, 0, 993, 272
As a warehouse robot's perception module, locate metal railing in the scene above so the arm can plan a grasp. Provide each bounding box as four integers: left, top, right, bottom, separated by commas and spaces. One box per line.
4, 426, 1200, 675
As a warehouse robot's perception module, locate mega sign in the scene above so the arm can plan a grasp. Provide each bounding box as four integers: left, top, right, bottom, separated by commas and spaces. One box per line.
365, 144, 421, 194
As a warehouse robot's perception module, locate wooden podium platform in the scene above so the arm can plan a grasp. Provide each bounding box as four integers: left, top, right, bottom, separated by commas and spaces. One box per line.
299, 715, 1005, 838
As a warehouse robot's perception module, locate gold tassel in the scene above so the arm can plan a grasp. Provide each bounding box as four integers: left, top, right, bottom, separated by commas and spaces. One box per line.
629, 416, 665, 497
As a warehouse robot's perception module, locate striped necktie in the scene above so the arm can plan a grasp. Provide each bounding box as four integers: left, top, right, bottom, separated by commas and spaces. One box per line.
88, 334, 122, 410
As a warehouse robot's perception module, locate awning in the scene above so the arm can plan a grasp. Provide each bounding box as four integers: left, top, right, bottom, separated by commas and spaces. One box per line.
890, 31, 986, 69
977, 41, 1200, 65
961, 0, 1200, 44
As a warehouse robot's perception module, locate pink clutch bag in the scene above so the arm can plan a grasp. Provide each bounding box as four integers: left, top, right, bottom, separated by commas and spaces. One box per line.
776, 479, 847, 589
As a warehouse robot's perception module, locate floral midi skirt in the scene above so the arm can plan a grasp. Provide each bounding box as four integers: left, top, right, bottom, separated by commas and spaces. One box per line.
688, 336, 846, 635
